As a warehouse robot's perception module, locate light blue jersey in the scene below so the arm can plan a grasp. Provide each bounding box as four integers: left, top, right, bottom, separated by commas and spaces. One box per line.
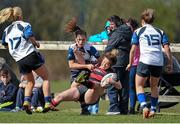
131, 24, 169, 66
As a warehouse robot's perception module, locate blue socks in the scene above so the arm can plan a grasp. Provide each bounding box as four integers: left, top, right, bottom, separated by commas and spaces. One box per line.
150, 96, 158, 112
44, 96, 51, 103
137, 93, 158, 112
24, 96, 31, 103
137, 93, 147, 107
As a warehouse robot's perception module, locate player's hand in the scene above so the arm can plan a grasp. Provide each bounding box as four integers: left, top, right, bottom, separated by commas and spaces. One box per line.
126, 64, 131, 71
36, 41, 40, 48
113, 80, 122, 90
165, 64, 173, 73
86, 64, 95, 70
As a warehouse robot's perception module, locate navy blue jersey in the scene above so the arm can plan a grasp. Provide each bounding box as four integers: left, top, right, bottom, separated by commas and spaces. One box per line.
67, 43, 100, 82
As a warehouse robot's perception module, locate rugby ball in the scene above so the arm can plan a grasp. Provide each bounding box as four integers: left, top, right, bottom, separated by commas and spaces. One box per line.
100, 73, 117, 88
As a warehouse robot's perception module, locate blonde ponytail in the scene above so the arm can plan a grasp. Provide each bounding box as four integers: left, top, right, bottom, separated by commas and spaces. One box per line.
0, 6, 22, 24
0, 7, 13, 24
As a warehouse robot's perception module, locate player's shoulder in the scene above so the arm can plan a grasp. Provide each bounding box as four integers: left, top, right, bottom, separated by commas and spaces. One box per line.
18, 21, 31, 27
85, 43, 93, 50
134, 27, 143, 34
69, 43, 76, 50
153, 26, 164, 34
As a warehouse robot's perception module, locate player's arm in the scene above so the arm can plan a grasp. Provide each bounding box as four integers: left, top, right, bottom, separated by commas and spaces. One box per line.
1, 31, 8, 49
23, 24, 40, 48
163, 44, 172, 73
68, 60, 94, 70
162, 33, 173, 73
73, 46, 85, 64
29, 37, 40, 48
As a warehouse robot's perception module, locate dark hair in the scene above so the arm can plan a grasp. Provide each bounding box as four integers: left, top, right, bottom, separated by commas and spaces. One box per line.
127, 18, 139, 31
141, 8, 155, 24
0, 68, 9, 76
65, 17, 87, 38
108, 15, 124, 27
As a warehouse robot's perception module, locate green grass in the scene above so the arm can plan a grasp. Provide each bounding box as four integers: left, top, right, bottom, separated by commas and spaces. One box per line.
0, 80, 179, 123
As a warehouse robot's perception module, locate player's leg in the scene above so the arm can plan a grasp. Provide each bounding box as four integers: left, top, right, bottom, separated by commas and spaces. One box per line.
136, 74, 149, 118
84, 86, 104, 104
148, 65, 162, 118
50, 87, 80, 108
71, 81, 81, 88
148, 76, 160, 118
136, 62, 150, 118
34, 64, 53, 112
23, 72, 35, 114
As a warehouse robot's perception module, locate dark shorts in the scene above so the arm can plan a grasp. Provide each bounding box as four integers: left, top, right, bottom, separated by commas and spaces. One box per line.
17, 51, 45, 74
77, 85, 88, 102
77, 85, 99, 105
136, 62, 162, 78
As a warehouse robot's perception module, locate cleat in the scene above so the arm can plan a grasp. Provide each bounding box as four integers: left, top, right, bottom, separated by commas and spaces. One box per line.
75, 71, 89, 84
80, 110, 91, 115
23, 101, 32, 115
148, 111, 155, 118
143, 107, 149, 119
43, 103, 59, 113
34, 106, 43, 113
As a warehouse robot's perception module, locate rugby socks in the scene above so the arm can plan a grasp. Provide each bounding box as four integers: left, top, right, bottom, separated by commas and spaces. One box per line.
137, 93, 147, 108
24, 96, 31, 103
51, 99, 59, 107
44, 96, 51, 103
150, 96, 158, 112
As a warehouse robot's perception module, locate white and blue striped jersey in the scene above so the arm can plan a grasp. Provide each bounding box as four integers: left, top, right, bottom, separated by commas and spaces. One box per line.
67, 43, 100, 63
2, 21, 36, 61
131, 24, 169, 66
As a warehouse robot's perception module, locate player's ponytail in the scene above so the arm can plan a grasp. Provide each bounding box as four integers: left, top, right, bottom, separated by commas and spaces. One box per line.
0, 7, 13, 24
65, 17, 86, 38
141, 8, 154, 24
0, 6, 22, 24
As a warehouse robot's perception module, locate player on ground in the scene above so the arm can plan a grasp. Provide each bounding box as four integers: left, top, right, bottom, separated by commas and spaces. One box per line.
126, 8, 172, 118
46, 50, 121, 112
0, 6, 55, 114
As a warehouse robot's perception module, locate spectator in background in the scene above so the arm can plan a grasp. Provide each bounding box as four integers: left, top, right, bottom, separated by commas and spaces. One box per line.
125, 18, 139, 114
88, 21, 110, 45
0, 68, 17, 111
105, 15, 132, 115
0, 57, 20, 87
126, 8, 172, 119
14, 71, 44, 113
65, 17, 100, 115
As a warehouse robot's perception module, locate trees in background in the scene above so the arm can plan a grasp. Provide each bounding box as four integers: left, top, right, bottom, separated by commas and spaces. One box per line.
0, 0, 180, 42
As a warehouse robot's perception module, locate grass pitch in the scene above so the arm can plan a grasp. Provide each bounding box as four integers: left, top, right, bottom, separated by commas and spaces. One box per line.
0, 80, 179, 123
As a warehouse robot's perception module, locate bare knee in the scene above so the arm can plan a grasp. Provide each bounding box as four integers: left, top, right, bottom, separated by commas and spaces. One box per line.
84, 89, 99, 104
